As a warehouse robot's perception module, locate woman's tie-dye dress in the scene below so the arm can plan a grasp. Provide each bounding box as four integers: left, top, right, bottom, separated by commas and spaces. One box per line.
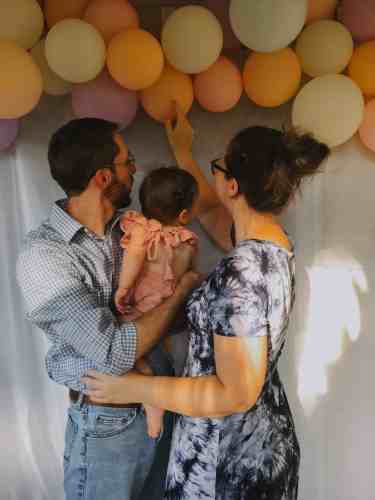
164, 239, 300, 500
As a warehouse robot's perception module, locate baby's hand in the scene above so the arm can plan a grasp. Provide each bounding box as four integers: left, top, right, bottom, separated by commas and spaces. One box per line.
114, 287, 130, 314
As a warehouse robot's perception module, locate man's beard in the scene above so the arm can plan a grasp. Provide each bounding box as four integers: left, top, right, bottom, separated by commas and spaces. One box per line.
104, 179, 132, 210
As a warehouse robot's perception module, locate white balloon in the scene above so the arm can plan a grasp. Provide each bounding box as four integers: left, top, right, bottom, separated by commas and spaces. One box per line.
229, 0, 308, 52
292, 74, 364, 147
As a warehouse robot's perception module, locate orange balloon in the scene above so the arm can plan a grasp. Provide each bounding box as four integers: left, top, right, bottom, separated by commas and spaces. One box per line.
141, 66, 193, 122
107, 29, 164, 91
348, 41, 375, 97
194, 56, 242, 112
45, 0, 90, 28
0, 41, 42, 119
359, 99, 375, 151
83, 0, 139, 45
243, 48, 301, 108
306, 0, 338, 24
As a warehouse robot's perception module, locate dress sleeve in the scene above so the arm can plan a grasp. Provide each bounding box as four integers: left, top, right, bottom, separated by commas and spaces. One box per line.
207, 253, 269, 338
119, 211, 148, 255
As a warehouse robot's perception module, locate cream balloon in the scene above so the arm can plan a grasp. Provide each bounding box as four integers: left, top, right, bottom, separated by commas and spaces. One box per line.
45, 19, 106, 83
229, 0, 308, 52
292, 74, 364, 147
296, 20, 353, 77
31, 40, 72, 96
0, 0, 44, 49
162, 6, 223, 74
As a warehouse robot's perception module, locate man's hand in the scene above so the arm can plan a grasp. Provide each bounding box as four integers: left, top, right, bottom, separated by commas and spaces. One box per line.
165, 102, 194, 162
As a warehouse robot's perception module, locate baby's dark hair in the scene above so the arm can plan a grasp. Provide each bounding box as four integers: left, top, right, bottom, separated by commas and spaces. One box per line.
139, 167, 198, 224
225, 126, 330, 214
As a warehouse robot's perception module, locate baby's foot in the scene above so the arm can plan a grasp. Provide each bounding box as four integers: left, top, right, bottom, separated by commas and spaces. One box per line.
144, 404, 164, 439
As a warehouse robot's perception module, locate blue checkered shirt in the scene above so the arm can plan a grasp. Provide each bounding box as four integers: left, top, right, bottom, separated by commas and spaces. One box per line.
17, 200, 137, 392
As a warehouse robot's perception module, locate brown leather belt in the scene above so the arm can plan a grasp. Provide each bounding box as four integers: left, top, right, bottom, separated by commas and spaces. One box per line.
69, 389, 141, 409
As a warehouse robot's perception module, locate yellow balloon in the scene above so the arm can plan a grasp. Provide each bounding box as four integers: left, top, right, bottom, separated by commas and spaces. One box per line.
243, 49, 301, 108
31, 40, 72, 96
229, 0, 307, 52
162, 6, 223, 74
348, 41, 375, 97
292, 74, 364, 147
296, 20, 353, 77
45, 19, 106, 83
0, 41, 42, 119
0, 0, 44, 49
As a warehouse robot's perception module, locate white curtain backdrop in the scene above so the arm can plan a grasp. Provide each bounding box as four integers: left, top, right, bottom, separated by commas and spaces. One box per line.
2, 95, 375, 500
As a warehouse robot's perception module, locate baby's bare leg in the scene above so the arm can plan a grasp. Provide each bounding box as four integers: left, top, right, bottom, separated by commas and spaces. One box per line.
135, 358, 165, 439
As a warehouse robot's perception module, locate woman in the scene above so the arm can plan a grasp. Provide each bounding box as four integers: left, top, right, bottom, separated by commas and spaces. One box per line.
83, 108, 330, 499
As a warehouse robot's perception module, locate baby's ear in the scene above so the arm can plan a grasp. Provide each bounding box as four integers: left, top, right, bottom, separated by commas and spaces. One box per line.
178, 209, 190, 225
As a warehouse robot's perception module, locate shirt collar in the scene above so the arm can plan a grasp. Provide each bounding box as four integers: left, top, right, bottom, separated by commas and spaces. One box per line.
49, 199, 125, 243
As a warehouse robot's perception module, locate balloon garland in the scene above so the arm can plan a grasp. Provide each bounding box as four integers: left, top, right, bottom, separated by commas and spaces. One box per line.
0, 0, 375, 153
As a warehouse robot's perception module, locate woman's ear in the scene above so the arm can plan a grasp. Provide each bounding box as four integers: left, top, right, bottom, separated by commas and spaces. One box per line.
227, 177, 239, 198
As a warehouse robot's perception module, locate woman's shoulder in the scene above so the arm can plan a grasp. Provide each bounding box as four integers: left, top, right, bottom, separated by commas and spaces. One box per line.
214, 239, 293, 282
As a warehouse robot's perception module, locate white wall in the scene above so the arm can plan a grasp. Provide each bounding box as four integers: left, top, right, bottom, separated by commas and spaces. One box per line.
2, 94, 375, 499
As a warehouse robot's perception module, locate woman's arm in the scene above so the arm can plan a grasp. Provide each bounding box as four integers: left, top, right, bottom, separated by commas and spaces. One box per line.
82, 334, 267, 417
166, 105, 233, 252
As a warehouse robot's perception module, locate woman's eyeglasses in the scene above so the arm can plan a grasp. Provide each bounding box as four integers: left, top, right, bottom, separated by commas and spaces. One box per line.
210, 158, 229, 176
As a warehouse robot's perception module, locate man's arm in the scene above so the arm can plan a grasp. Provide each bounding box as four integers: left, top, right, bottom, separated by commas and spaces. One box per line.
17, 244, 198, 374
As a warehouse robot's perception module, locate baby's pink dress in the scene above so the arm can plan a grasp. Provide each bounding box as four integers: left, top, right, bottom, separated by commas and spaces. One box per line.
119, 210, 198, 320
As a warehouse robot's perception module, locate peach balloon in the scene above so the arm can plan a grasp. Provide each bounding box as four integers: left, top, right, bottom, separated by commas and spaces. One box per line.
194, 56, 242, 112
243, 49, 301, 108
83, 0, 139, 45
141, 66, 193, 122
348, 41, 375, 97
45, 0, 90, 28
306, 0, 338, 24
107, 29, 164, 91
359, 99, 375, 151
0, 41, 42, 119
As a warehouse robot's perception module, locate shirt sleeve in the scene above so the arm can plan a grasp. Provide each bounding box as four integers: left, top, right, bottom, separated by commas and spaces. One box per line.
207, 254, 269, 338
17, 243, 137, 374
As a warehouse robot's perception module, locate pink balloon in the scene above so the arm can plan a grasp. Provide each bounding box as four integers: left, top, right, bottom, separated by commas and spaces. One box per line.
205, 0, 241, 49
341, 0, 375, 43
72, 70, 138, 128
359, 99, 375, 151
0, 119, 19, 151
194, 56, 242, 112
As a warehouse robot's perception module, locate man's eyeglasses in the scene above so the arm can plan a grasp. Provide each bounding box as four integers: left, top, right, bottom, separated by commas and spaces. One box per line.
210, 158, 229, 176
113, 150, 136, 169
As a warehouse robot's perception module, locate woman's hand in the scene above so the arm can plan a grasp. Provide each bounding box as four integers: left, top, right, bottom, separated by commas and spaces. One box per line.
82, 370, 141, 405
165, 102, 194, 162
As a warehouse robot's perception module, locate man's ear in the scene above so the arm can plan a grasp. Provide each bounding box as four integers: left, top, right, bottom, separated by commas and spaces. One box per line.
227, 177, 239, 198
92, 168, 113, 189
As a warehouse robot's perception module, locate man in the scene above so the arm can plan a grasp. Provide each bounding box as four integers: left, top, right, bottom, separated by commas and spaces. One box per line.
17, 118, 198, 500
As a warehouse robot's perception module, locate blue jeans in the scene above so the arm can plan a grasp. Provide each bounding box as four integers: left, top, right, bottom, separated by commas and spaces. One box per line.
64, 400, 160, 500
